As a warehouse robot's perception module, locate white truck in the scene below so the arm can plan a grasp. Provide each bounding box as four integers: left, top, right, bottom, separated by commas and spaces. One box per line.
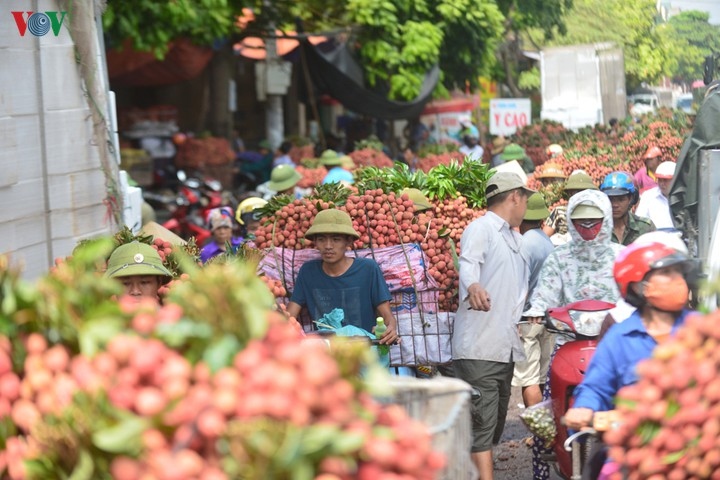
540, 43, 627, 130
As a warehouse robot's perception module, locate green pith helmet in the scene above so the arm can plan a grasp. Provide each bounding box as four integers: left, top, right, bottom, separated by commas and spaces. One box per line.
105, 242, 172, 282
267, 164, 302, 192
523, 193, 550, 221
319, 149, 343, 166
500, 143, 527, 162
570, 204, 604, 220
565, 171, 598, 192
304, 209, 360, 239
401, 188, 432, 212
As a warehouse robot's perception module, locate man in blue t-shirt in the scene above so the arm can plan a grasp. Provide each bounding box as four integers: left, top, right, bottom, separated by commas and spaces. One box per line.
287, 209, 398, 345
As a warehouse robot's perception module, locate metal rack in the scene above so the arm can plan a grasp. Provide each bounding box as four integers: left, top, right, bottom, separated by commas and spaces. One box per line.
389, 289, 454, 367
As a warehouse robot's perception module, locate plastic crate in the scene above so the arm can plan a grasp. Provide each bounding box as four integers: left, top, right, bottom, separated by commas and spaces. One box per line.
381, 376, 478, 480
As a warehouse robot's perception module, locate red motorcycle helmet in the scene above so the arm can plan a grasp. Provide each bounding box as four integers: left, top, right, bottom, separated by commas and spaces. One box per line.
613, 241, 692, 307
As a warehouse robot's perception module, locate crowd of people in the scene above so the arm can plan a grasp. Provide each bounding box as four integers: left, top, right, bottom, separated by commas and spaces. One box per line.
447, 139, 691, 479
128, 116, 687, 480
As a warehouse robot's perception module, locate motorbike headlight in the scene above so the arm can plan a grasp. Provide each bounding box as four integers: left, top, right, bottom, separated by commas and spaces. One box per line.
568, 310, 609, 337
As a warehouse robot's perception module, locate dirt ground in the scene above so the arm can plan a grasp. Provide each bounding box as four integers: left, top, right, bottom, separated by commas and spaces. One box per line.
493, 386, 564, 480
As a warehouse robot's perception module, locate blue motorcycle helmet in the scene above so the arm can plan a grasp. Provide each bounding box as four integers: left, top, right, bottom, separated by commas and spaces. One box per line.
600, 171, 639, 205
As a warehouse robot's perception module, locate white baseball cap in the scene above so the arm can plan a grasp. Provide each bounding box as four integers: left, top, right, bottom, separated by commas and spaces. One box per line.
655, 161, 676, 179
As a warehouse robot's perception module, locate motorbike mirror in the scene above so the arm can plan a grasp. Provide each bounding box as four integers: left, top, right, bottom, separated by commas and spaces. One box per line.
177, 170, 187, 182
544, 315, 574, 335
205, 179, 223, 192
704, 55, 715, 86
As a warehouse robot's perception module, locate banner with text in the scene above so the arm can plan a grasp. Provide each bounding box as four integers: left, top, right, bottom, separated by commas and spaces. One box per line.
489, 98, 531, 136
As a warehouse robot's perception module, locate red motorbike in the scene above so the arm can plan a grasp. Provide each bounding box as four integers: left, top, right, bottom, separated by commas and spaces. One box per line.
543, 299, 616, 479
157, 170, 224, 245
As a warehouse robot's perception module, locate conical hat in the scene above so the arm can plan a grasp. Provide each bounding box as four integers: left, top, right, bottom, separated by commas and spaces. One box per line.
140, 221, 187, 245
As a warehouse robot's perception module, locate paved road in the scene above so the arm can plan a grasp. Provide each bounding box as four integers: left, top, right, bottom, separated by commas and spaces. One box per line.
494, 386, 564, 480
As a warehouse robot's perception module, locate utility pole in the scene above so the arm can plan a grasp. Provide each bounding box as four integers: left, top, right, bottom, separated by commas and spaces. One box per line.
264, 10, 284, 150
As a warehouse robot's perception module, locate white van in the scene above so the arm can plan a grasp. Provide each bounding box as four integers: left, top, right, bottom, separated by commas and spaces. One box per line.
628, 93, 659, 116
676, 93, 695, 114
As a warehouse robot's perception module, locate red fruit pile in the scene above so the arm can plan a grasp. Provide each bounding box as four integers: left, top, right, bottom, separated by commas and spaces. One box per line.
605, 311, 720, 479
349, 148, 394, 168
261, 276, 287, 298
296, 165, 328, 188
255, 190, 484, 310
289, 144, 316, 165
174, 137, 235, 169
415, 152, 465, 173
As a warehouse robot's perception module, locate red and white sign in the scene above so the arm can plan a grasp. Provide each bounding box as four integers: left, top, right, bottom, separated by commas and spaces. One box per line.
489, 98, 531, 136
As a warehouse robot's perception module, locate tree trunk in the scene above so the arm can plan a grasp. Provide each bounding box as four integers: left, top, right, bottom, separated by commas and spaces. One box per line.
207, 46, 235, 139
499, 39, 523, 98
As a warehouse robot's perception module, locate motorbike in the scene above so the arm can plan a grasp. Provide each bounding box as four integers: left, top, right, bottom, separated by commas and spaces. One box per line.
542, 299, 616, 480
143, 170, 224, 246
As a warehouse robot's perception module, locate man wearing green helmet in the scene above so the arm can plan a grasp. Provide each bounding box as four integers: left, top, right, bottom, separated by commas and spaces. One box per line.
514, 193, 556, 411
105, 242, 172, 304
543, 170, 599, 245
286, 209, 398, 346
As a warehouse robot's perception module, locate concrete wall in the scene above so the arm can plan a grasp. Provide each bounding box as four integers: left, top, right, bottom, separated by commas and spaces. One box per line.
0, 0, 113, 279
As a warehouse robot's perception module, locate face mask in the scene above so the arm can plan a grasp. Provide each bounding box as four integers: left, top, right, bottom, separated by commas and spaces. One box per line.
572, 219, 603, 241
643, 276, 689, 312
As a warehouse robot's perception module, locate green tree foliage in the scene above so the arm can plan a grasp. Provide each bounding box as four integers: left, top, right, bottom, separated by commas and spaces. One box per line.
667, 11, 720, 85
103, 0, 507, 101
544, 0, 679, 87
325, 0, 505, 99
493, 0, 573, 96
102, 0, 246, 57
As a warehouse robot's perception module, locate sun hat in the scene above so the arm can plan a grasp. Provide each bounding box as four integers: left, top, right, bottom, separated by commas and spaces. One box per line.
565, 171, 598, 191
655, 161, 676, 179
140, 222, 187, 246
267, 164, 302, 192
643, 146, 662, 160
235, 197, 267, 225
537, 162, 567, 179
206, 207, 234, 231
319, 149, 344, 166
401, 188, 433, 212
105, 242, 172, 281
524, 193, 550, 221
570, 204, 604, 220
485, 171, 536, 200
339, 155, 355, 169
304, 209, 360, 239
491, 136, 508, 155
500, 143, 527, 162
322, 167, 355, 185
546, 144, 564, 158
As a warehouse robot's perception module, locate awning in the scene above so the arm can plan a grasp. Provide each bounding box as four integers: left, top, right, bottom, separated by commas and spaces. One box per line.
107, 38, 214, 87
234, 31, 327, 60
422, 97, 479, 115
300, 40, 439, 120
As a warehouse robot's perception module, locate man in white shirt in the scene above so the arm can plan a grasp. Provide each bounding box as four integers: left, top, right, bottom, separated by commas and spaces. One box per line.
453, 171, 534, 479
635, 161, 676, 229
459, 135, 485, 161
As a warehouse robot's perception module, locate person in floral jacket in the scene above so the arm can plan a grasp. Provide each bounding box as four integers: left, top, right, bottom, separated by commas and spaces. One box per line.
522, 188, 623, 480
523, 189, 623, 321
